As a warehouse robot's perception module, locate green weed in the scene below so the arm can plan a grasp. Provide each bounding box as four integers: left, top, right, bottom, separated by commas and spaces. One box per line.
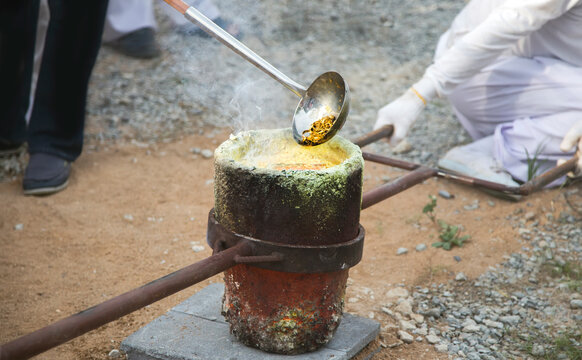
422, 195, 470, 251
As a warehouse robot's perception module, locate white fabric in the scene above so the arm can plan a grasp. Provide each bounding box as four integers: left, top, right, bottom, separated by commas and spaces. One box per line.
425, 0, 582, 97
560, 121, 582, 175
102, 0, 157, 42
102, 0, 221, 42
438, 135, 520, 187
374, 88, 426, 147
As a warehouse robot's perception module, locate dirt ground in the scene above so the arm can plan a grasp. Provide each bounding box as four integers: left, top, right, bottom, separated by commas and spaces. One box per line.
0, 128, 576, 359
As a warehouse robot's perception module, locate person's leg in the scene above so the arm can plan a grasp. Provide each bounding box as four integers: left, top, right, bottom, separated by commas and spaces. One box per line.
102, 0, 160, 59
440, 56, 582, 187
494, 113, 578, 186
23, 0, 109, 195
28, 0, 109, 161
448, 56, 582, 140
0, 1, 39, 151
102, 0, 157, 42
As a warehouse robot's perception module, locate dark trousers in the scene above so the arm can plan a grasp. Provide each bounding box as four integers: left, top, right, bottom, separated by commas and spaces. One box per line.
0, 0, 109, 161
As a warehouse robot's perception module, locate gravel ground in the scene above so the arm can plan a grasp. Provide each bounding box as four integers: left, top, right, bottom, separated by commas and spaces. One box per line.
2, 1, 581, 358
382, 191, 582, 359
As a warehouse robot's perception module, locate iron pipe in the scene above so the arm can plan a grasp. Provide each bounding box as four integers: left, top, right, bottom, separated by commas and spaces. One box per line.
0, 241, 252, 360
361, 166, 437, 210
361, 151, 578, 198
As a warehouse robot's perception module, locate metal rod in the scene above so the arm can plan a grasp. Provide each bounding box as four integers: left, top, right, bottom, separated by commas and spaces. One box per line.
361, 151, 578, 198
0, 241, 252, 360
353, 125, 393, 148
362, 166, 437, 209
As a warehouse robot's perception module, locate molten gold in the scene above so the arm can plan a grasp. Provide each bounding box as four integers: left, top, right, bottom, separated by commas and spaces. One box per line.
301, 115, 336, 146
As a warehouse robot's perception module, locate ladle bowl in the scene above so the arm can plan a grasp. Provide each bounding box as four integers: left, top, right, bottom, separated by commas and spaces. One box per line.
164, 0, 350, 146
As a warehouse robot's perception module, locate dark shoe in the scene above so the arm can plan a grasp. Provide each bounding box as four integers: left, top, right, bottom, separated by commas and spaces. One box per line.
0, 141, 25, 156
23, 153, 71, 196
177, 17, 242, 39
107, 27, 161, 59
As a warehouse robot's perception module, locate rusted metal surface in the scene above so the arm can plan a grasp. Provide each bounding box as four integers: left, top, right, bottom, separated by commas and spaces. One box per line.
361, 152, 578, 205
223, 265, 349, 354
207, 209, 365, 273
353, 124, 393, 148
362, 166, 437, 210
0, 241, 252, 360
214, 129, 364, 354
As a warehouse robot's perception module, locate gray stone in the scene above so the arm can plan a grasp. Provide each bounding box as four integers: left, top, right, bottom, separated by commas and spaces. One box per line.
438, 190, 454, 199
571, 299, 582, 309
396, 247, 408, 255
499, 315, 520, 326
108, 349, 122, 358
455, 272, 467, 281
415, 243, 427, 252
435, 343, 448, 352
425, 334, 440, 344
122, 283, 380, 360
201, 149, 213, 159
398, 330, 414, 344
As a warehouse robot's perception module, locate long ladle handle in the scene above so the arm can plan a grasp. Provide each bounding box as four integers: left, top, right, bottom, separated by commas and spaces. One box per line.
162, 0, 307, 97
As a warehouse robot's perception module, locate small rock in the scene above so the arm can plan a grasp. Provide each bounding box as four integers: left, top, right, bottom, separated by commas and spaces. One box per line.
483, 319, 504, 329
201, 149, 214, 159
191, 245, 205, 252
455, 272, 467, 281
531, 344, 545, 356
463, 324, 481, 333
570, 299, 582, 309
396, 247, 408, 255
123, 214, 134, 222
426, 334, 440, 344
499, 315, 520, 326
410, 313, 424, 324
435, 343, 448, 352
524, 211, 536, 221
398, 330, 414, 344
415, 243, 427, 252
14, 224, 23, 231
190, 147, 201, 154
464, 200, 479, 211
108, 349, 121, 358
438, 190, 454, 199
385, 287, 409, 299
454, 256, 462, 262
399, 319, 417, 332
395, 300, 413, 316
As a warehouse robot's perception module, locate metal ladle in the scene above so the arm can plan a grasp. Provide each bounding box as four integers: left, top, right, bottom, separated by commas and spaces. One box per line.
163, 0, 350, 146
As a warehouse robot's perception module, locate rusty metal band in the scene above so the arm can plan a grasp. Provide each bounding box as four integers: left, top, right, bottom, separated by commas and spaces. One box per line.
207, 209, 364, 273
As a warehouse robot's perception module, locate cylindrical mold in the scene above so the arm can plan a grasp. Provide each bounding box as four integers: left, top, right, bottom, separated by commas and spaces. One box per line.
213, 128, 363, 354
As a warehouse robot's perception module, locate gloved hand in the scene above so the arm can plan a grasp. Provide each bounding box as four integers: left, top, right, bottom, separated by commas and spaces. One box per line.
374, 77, 437, 147
559, 121, 582, 176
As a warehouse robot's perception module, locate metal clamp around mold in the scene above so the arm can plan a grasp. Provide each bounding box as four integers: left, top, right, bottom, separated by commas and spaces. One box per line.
206, 209, 364, 273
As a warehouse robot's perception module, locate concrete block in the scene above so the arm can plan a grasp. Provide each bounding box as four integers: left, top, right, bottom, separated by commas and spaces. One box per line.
122, 283, 380, 360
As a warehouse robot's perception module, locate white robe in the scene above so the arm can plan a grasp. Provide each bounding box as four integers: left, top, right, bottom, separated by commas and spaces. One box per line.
429, 0, 582, 183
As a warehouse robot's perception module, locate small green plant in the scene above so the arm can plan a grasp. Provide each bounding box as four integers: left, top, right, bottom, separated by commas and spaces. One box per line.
521, 330, 582, 360
525, 142, 546, 181
422, 195, 470, 251
432, 220, 470, 250
542, 260, 582, 292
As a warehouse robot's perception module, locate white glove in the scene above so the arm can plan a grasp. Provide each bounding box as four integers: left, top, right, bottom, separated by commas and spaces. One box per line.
374, 77, 437, 147
559, 121, 582, 176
